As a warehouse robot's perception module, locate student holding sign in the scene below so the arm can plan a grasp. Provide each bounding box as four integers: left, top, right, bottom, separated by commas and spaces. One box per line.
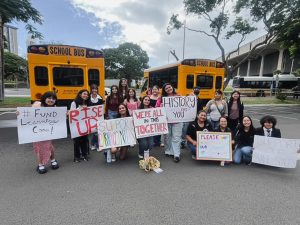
255, 115, 281, 138
233, 116, 255, 165
109, 103, 132, 161
156, 83, 183, 162
70, 90, 90, 163
138, 96, 154, 159
24, 92, 60, 174
186, 110, 213, 159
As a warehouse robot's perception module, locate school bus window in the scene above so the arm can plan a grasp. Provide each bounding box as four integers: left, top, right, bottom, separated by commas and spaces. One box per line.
53, 67, 84, 86
149, 67, 178, 88
186, 74, 194, 89
34, 66, 48, 86
88, 69, 100, 86
215, 76, 222, 89
141, 78, 148, 92
197, 75, 213, 89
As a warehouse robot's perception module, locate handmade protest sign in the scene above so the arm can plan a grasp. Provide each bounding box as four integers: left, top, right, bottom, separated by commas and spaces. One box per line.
252, 135, 300, 168
17, 107, 67, 144
162, 96, 197, 123
69, 105, 104, 138
196, 132, 232, 161
133, 108, 168, 139
98, 117, 136, 150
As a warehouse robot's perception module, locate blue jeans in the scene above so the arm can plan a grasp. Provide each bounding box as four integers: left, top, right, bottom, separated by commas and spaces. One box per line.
187, 142, 196, 156
233, 146, 253, 164
108, 110, 118, 119
210, 120, 220, 130
138, 137, 154, 156
165, 123, 183, 157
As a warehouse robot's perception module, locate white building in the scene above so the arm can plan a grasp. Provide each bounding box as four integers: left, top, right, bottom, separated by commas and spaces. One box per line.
3, 25, 18, 55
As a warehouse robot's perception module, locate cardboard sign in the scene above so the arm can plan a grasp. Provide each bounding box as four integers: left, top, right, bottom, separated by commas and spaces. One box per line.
98, 117, 136, 150
162, 96, 197, 123
17, 107, 67, 144
132, 108, 168, 139
196, 132, 232, 161
252, 135, 300, 168
69, 105, 104, 138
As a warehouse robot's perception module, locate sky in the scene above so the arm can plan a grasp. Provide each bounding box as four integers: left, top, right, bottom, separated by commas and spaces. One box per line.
12, 0, 266, 67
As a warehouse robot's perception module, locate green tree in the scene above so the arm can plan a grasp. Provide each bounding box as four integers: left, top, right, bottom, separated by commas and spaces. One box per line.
0, 0, 42, 100
167, 0, 299, 86
4, 52, 27, 81
103, 42, 149, 83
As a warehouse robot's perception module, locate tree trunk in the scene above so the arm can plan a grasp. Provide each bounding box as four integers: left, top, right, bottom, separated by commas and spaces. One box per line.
0, 17, 4, 101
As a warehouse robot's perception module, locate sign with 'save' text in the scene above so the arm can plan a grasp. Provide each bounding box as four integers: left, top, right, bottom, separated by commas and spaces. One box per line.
252, 135, 300, 168
133, 108, 168, 139
69, 105, 104, 138
98, 117, 136, 150
162, 96, 197, 123
17, 107, 67, 144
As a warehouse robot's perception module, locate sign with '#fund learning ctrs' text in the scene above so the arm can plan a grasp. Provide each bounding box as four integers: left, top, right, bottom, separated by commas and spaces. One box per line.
133, 108, 168, 139
17, 107, 67, 144
98, 117, 136, 150
162, 96, 197, 123
69, 105, 104, 138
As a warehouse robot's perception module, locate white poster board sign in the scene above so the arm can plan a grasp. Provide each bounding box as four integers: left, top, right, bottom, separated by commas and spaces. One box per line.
98, 117, 136, 150
196, 132, 232, 161
162, 96, 197, 123
133, 108, 168, 139
252, 135, 300, 168
69, 105, 104, 138
17, 107, 67, 144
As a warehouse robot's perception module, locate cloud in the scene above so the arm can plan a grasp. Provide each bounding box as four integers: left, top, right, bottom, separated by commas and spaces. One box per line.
69, 0, 266, 67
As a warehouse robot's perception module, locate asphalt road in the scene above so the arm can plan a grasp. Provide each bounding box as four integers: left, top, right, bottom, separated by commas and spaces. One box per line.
0, 105, 299, 225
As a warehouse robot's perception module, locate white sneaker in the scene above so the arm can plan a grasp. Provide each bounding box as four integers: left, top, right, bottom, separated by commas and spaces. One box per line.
138, 154, 144, 159
220, 161, 225, 167
111, 154, 116, 162
90, 145, 97, 151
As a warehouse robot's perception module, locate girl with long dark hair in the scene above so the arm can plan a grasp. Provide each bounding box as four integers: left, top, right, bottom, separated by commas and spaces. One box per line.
227, 91, 244, 132
105, 85, 123, 119
70, 89, 90, 162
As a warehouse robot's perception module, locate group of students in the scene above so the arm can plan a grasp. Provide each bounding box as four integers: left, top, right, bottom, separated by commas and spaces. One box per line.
26, 79, 281, 174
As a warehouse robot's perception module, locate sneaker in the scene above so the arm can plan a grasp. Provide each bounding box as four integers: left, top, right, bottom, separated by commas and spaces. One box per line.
138, 154, 144, 159
51, 160, 59, 170
180, 141, 186, 149
73, 158, 80, 163
191, 155, 196, 160
220, 161, 225, 167
174, 156, 180, 163
111, 154, 116, 162
160, 143, 165, 147
36, 165, 47, 174
90, 145, 97, 151
82, 156, 89, 161
246, 161, 252, 166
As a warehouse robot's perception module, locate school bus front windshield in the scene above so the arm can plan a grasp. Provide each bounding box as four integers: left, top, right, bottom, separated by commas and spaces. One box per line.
27, 45, 105, 106
141, 59, 225, 103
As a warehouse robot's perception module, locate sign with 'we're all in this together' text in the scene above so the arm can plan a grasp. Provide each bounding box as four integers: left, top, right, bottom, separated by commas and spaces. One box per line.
133, 108, 168, 139
162, 96, 197, 123
69, 105, 104, 138
197, 132, 232, 161
252, 135, 300, 168
98, 117, 136, 150
17, 107, 68, 144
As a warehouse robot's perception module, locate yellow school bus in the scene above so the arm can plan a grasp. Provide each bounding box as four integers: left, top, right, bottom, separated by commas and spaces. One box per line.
141, 59, 225, 103
27, 44, 105, 106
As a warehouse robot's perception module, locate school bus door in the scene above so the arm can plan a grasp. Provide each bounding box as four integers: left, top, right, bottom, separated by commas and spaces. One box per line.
49, 64, 87, 100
